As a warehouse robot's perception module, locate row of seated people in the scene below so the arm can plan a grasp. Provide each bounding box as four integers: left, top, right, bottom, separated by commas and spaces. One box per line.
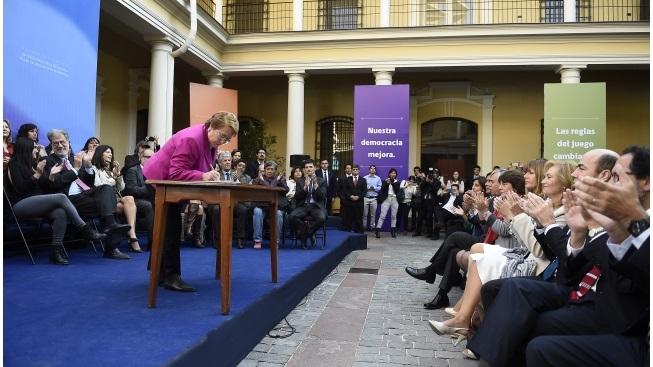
402, 146, 649, 366
184, 151, 329, 250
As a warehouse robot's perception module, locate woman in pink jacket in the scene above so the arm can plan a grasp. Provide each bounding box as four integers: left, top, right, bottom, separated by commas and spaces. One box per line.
143, 111, 239, 292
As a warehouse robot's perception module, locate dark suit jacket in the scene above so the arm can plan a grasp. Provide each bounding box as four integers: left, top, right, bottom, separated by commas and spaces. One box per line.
437, 193, 464, 208
567, 235, 649, 336
42, 154, 95, 196
245, 160, 265, 180
316, 169, 337, 197
294, 176, 327, 210
341, 176, 367, 204
122, 165, 153, 201
377, 178, 401, 203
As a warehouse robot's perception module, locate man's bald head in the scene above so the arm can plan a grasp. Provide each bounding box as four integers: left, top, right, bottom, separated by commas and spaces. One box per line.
572, 149, 619, 182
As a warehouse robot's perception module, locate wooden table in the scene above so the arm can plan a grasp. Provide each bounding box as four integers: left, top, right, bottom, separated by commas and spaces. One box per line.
146, 180, 286, 314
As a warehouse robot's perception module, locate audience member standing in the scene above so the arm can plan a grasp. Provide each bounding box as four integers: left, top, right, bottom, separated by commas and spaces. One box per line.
246, 148, 266, 179
337, 164, 353, 231
316, 159, 337, 214
343, 164, 366, 233
376, 168, 402, 238
363, 165, 382, 231
143, 111, 237, 292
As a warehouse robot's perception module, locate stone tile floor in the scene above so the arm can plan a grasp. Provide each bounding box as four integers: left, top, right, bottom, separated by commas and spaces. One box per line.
237, 233, 483, 367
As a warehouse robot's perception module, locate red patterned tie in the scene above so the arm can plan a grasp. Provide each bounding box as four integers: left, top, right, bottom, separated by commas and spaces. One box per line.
569, 265, 601, 301
63, 159, 91, 192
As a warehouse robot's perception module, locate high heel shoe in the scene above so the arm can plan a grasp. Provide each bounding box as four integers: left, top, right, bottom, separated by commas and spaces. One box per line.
450, 332, 468, 347
428, 320, 469, 338
444, 307, 458, 317
127, 238, 144, 253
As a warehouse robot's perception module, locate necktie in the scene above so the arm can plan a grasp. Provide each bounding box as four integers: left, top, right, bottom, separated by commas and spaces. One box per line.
305, 181, 312, 204
353, 176, 358, 187
569, 265, 601, 301
225, 171, 230, 181
324, 170, 328, 186
63, 159, 91, 192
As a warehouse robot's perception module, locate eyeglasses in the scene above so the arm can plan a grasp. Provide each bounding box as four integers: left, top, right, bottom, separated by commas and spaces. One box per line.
52, 141, 67, 147
218, 132, 231, 144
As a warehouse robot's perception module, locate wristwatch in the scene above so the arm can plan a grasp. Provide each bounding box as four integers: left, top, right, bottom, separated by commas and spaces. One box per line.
628, 216, 650, 237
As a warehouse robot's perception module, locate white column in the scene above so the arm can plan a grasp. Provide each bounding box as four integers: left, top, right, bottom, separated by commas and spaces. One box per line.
146, 37, 175, 144
215, 0, 224, 24
380, 0, 391, 27
564, 0, 576, 22
293, 0, 303, 31
127, 70, 141, 155
285, 71, 306, 173
480, 94, 495, 174
203, 71, 226, 88
556, 64, 586, 84
373, 68, 394, 85
95, 76, 106, 137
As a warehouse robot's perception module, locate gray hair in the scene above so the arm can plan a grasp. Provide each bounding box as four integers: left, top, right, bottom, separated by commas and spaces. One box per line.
218, 151, 232, 161
47, 129, 69, 142
264, 160, 278, 169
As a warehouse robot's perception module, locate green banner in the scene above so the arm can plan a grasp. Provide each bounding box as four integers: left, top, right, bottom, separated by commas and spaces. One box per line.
544, 83, 606, 161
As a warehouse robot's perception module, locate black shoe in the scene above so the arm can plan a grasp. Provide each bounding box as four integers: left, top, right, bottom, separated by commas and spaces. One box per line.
237, 239, 245, 249
163, 274, 196, 292
50, 247, 69, 265
193, 240, 205, 248
127, 238, 144, 253
412, 232, 422, 237
405, 266, 436, 284
103, 248, 130, 260
375, 228, 380, 238
301, 238, 308, 249
103, 223, 131, 236
79, 223, 107, 241
430, 234, 440, 240
391, 228, 397, 238
424, 293, 450, 310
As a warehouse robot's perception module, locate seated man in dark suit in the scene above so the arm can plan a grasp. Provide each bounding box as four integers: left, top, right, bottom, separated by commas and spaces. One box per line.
121, 148, 155, 250
288, 159, 328, 248
43, 129, 131, 260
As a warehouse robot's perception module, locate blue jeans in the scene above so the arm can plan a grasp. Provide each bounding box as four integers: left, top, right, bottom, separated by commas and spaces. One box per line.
253, 206, 283, 243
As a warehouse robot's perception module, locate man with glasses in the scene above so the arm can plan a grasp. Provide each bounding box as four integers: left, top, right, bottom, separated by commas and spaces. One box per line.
43, 129, 132, 260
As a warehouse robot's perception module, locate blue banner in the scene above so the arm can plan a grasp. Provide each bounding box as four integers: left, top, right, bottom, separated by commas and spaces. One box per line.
4, 0, 101, 152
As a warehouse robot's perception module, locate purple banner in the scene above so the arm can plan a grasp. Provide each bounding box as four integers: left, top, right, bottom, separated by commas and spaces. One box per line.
354, 85, 409, 180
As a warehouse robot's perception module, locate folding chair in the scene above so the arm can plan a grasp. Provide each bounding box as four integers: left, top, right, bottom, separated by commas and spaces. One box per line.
3, 187, 36, 264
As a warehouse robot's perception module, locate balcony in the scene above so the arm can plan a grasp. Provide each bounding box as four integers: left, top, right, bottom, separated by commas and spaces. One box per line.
196, 0, 649, 34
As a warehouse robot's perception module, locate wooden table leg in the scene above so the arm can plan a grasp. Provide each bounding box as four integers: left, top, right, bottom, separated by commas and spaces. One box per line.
220, 201, 233, 315
269, 201, 278, 283
148, 188, 168, 308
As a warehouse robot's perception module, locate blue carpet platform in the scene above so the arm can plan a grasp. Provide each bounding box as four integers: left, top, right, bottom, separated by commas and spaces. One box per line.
4, 228, 366, 367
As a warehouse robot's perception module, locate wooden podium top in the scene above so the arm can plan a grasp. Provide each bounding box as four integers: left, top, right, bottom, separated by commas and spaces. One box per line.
145, 179, 286, 193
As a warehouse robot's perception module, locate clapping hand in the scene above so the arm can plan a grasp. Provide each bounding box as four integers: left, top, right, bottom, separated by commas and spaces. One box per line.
35, 159, 46, 176
471, 191, 489, 212
452, 206, 465, 217
49, 163, 64, 181
519, 193, 555, 228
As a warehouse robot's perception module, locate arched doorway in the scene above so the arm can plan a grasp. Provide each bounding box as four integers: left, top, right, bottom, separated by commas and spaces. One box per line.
315, 116, 354, 175
420, 117, 477, 180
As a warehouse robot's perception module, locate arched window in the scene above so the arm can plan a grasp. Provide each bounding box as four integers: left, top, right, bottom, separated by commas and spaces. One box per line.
421, 117, 477, 179
315, 116, 354, 174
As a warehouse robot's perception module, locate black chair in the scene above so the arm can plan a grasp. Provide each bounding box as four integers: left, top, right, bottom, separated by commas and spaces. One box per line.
3, 187, 36, 264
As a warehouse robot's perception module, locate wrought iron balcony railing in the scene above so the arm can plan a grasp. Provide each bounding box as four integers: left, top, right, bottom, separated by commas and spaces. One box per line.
197, 0, 649, 34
